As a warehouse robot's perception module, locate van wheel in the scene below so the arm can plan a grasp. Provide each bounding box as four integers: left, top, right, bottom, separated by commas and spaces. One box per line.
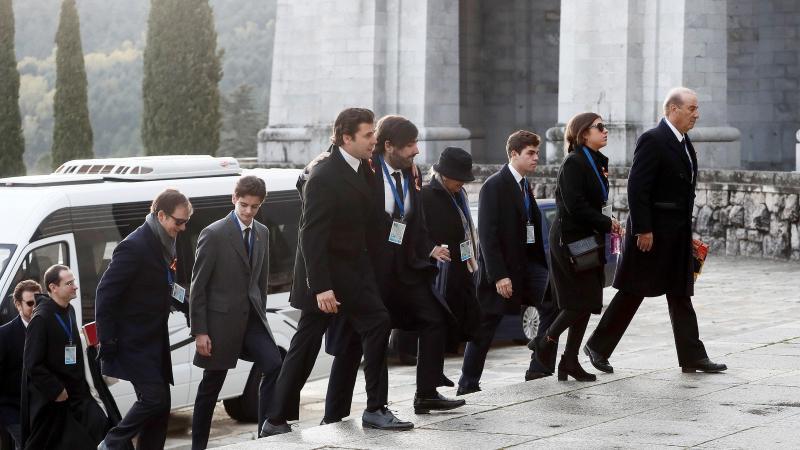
521, 306, 540, 341
223, 366, 262, 423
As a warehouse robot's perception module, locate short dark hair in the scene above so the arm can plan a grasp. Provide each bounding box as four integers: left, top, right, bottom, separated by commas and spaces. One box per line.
564, 112, 601, 153
506, 130, 541, 158
331, 108, 375, 146
234, 175, 267, 201
375, 115, 418, 154
150, 188, 192, 215
43, 264, 70, 294
13, 280, 42, 303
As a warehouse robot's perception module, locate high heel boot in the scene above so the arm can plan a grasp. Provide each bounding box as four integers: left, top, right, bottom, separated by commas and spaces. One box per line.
557, 354, 596, 382
534, 336, 558, 373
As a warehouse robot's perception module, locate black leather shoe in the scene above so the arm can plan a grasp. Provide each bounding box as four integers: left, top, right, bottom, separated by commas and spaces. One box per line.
362, 407, 414, 430
456, 385, 481, 396
681, 358, 727, 373
525, 370, 550, 381
439, 373, 455, 387
259, 420, 291, 437
320, 417, 341, 425
583, 344, 613, 373
413, 392, 466, 414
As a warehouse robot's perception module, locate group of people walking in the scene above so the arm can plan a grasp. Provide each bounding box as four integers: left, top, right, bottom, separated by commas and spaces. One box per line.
0, 86, 727, 450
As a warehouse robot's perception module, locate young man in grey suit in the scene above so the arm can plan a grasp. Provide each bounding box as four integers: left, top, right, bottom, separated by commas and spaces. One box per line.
189, 175, 283, 449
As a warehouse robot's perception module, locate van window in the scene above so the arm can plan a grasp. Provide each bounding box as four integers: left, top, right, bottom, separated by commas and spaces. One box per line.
258, 193, 300, 294
2, 241, 70, 312
74, 229, 128, 324
0, 244, 16, 276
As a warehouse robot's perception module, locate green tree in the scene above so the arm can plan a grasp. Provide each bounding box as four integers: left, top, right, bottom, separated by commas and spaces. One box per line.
51, 0, 94, 169
142, 0, 223, 156
0, 0, 26, 176
219, 84, 263, 158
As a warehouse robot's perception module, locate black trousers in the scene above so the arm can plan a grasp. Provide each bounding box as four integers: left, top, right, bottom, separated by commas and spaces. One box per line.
191, 313, 282, 450
102, 381, 170, 450
267, 289, 391, 422
323, 280, 447, 421
586, 290, 708, 366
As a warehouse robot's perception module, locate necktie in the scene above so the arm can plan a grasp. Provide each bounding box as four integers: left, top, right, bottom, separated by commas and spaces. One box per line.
391, 171, 404, 219
681, 138, 694, 182
243, 228, 251, 257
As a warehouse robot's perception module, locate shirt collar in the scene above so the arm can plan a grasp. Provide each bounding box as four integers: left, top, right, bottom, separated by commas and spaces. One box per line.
664, 117, 684, 143
507, 163, 524, 185
339, 147, 361, 173
231, 211, 252, 231
383, 158, 401, 175
21, 316, 30, 328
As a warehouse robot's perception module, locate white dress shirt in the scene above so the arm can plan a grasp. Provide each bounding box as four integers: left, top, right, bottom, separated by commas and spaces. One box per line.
22, 317, 30, 328
382, 159, 412, 217
664, 117, 694, 182
232, 211, 253, 244
340, 148, 361, 173
508, 163, 525, 190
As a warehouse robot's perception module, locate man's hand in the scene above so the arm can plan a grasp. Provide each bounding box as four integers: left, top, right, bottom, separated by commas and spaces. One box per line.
495, 278, 513, 299
611, 218, 622, 235
196, 334, 212, 357
55, 388, 68, 402
637, 232, 653, 252
316, 290, 341, 314
430, 245, 451, 262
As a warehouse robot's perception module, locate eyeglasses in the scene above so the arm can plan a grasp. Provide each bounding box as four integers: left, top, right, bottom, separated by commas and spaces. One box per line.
168, 214, 190, 226
589, 123, 607, 133
23, 300, 35, 307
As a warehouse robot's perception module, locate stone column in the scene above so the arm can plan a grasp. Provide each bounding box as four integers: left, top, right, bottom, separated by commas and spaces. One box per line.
796, 129, 800, 171
548, 0, 740, 169
258, 0, 469, 165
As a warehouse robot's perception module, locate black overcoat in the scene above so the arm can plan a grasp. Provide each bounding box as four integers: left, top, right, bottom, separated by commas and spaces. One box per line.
545, 148, 612, 314
475, 164, 547, 316
0, 316, 25, 426
95, 223, 174, 385
613, 119, 698, 298
420, 176, 480, 341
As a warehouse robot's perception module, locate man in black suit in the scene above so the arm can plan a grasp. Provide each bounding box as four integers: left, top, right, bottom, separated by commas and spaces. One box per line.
96, 189, 193, 450
261, 108, 411, 437
0, 280, 41, 449
320, 115, 464, 423
458, 130, 557, 395
585, 87, 726, 374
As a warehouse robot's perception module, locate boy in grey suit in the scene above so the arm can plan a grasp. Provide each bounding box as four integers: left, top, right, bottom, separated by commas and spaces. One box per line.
189, 175, 282, 450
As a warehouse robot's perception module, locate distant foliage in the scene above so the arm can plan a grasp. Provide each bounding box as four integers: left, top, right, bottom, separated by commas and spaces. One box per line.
0, 0, 26, 176
219, 84, 265, 158
51, 0, 94, 169
142, 0, 222, 156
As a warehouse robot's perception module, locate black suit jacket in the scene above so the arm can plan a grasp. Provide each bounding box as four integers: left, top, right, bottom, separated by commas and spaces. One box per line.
0, 316, 25, 425
95, 223, 174, 385
289, 146, 382, 313
613, 118, 698, 297
476, 164, 547, 308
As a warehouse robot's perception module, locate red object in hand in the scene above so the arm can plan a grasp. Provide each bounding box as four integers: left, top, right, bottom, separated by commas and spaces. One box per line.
83, 321, 98, 347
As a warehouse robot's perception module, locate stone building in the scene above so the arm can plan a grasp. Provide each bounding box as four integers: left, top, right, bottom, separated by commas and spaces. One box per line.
258, 0, 800, 171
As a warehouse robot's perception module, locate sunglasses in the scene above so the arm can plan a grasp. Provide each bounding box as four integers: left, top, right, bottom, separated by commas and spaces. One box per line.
168, 214, 190, 226
589, 123, 607, 133
19, 300, 35, 307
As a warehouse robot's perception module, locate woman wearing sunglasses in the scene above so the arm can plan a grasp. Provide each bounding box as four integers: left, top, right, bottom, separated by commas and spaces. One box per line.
532, 112, 622, 381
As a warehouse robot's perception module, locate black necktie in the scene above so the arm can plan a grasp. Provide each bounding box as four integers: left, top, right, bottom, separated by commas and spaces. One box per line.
391, 171, 404, 219
681, 138, 694, 181
243, 228, 251, 257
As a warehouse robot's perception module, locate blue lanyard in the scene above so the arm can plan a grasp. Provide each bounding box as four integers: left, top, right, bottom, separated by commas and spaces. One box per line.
378, 156, 409, 218
449, 189, 472, 235
230, 211, 254, 255
54, 311, 73, 345
582, 146, 608, 203
167, 267, 175, 285
521, 178, 533, 223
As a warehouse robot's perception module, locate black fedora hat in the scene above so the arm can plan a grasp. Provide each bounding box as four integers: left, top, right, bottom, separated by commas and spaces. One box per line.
433, 147, 475, 182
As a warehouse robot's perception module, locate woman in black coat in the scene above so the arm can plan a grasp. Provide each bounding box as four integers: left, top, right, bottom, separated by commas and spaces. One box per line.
534, 112, 622, 381
421, 147, 481, 346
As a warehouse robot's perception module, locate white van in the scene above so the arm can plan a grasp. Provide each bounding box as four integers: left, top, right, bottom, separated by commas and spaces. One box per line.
0, 155, 329, 424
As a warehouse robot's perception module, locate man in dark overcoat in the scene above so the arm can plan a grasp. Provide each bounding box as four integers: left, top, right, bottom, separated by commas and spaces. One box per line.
585, 87, 727, 374
458, 130, 557, 395
189, 175, 282, 449
96, 189, 193, 449
261, 108, 411, 437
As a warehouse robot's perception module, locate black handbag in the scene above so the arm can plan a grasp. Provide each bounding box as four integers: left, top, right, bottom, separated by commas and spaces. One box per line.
566, 234, 604, 272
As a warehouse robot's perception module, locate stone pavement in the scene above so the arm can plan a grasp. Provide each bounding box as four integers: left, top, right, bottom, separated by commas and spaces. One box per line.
173, 256, 799, 449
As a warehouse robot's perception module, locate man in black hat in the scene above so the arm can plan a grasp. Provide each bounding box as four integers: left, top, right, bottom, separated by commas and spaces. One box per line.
458, 130, 557, 395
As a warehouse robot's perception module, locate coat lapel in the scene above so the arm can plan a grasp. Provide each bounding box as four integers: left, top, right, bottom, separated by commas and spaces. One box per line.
501, 164, 526, 221
332, 146, 373, 202
226, 213, 251, 269
141, 224, 168, 272
659, 119, 693, 183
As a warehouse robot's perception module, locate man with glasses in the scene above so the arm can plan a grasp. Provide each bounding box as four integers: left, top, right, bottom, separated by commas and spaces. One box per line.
96, 188, 193, 450
189, 176, 282, 449
0, 280, 42, 449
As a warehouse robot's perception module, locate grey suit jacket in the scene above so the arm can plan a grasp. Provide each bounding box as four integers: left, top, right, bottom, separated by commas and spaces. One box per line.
190, 211, 273, 370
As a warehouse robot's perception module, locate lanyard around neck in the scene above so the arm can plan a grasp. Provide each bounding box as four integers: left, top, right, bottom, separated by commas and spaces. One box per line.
54, 310, 73, 345
379, 155, 409, 218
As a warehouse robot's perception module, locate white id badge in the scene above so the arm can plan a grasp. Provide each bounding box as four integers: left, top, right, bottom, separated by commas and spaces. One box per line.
388, 220, 406, 245
64, 346, 77, 365
171, 283, 186, 303
459, 240, 473, 262
602, 204, 613, 218
526, 223, 536, 244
